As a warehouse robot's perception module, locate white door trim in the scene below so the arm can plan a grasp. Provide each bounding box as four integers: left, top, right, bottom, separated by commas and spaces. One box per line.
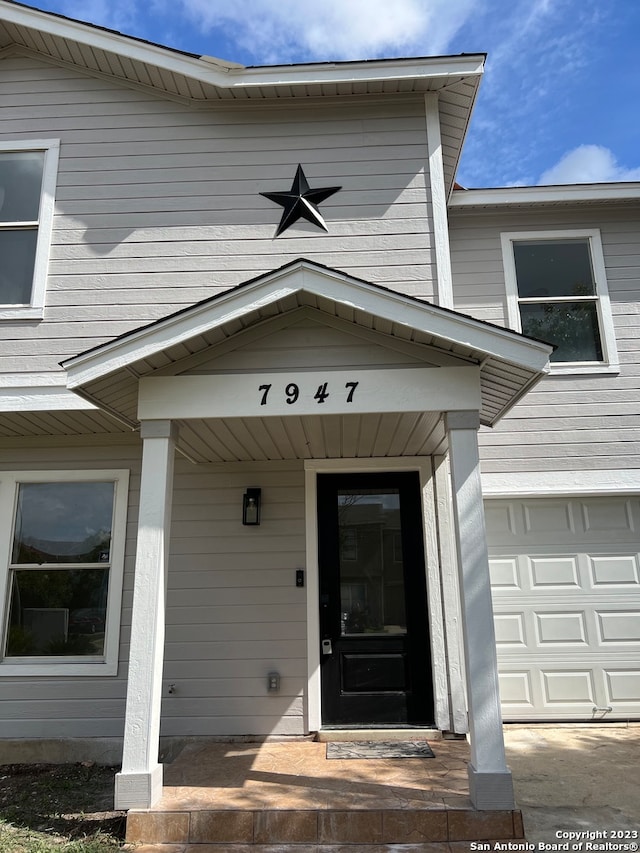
303, 456, 446, 732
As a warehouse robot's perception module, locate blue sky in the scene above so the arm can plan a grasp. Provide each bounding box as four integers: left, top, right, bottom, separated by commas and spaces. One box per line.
16, 0, 640, 188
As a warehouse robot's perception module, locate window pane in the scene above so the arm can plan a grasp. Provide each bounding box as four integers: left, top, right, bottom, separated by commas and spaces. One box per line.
0, 151, 45, 222
12, 482, 115, 564
5, 568, 108, 657
514, 240, 595, 298
337, 489, 406, 636
521, 301, 603, 362
0, 230, 38, 304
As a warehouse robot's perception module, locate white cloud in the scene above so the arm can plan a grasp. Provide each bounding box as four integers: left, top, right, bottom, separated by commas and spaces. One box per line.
58, 0, 138, 33
538, 145, 640, 185
176, 0, 476, 62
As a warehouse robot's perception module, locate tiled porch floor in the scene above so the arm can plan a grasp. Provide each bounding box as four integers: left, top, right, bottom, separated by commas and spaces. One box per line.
126, 737, 525, 849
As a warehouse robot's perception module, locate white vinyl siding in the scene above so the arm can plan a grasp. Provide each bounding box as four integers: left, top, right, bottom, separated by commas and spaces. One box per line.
0, 444, 307, 739
0, 55, 435, 382
449, 207, 640, 476
163, 460, 307, 737
487, 496, 640, 721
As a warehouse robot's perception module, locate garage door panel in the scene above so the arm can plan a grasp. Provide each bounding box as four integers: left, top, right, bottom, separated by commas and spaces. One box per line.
529, 556, 580, 588
498, 671, 534, 707
523, 501, 576, 535
543, 670, 596, 705
487, 496, 640, 720
605, 670, 640, 703
581, 499, 636, 534
597, 611, 640, 644
494, 612, 527, 647
589, 555, 640, 586
535, 612, 588, 645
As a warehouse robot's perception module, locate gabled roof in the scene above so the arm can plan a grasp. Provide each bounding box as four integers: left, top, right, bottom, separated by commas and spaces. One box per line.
0, 0, 484, 193
63, 259, 552, 438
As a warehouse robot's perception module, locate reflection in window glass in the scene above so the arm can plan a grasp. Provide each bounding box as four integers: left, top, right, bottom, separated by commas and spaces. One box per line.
0, 151, 45, 222
520, 301, 603, 362
12, 482, 114, 564
6, 569, 108, 657
513, 240, 595, 299
0, 230, 39, 304
337, 489, 407, 637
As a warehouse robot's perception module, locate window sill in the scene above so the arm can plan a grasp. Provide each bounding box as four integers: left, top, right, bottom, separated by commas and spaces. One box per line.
0, 307, 44, 321
0, 660, 117, 676
548, 363, 620, 376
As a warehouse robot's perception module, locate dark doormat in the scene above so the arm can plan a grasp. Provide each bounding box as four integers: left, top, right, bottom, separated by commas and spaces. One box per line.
326, 740, 435, 759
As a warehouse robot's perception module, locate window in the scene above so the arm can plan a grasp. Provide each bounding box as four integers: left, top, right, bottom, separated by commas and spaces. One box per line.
0, 470, 129, 675
501, 229, 618, 373
0, 140, 60, 320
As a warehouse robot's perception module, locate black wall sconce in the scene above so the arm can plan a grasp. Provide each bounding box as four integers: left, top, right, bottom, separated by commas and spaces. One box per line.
242, 488, 261, 525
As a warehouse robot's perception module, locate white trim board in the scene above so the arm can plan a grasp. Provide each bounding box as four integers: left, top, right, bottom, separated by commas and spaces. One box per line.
482, 470, 640, 498
303, 457, 448, 733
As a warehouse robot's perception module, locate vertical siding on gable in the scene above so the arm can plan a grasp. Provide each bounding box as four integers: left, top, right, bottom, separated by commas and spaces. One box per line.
449, 206, 640, 475
0, 55, 435, 379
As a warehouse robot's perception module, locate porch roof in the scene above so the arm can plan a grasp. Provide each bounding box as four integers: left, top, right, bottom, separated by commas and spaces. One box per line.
61, 261, 552, 462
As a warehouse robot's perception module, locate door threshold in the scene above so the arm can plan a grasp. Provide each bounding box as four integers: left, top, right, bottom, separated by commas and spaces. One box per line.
316, 727, 442, 742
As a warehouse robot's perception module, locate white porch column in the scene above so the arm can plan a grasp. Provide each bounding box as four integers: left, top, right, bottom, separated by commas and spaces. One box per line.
115, 420, 177, 810
445, 411, 514, 810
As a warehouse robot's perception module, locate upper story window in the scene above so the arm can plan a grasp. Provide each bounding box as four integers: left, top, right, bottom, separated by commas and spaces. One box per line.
501, 229, 619, 374
0, 140, 60, 320
0, 470, 129, 676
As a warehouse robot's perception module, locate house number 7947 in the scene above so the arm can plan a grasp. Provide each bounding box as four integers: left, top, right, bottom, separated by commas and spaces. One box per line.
258, 381, 359, 406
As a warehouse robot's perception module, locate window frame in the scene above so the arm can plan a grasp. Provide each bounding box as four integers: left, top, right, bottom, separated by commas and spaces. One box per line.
0, 469, 129, 676
501, 229, 619, 374
0, 139, 60, 320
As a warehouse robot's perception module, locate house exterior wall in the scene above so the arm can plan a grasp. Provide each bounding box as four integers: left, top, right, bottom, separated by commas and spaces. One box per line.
0, 441, 139, 738
0, 54, 436, 383
163, 459, 306, 737
0, 441, 308, 740
449, 205, 640, 475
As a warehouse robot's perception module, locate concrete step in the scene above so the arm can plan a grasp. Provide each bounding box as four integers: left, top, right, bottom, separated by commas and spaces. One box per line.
126, 806, 525, 846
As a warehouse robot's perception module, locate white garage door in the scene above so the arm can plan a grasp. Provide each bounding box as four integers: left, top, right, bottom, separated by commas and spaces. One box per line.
486, 496, 640, 721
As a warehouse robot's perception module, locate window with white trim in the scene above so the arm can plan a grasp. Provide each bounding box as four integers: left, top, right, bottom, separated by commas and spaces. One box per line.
0, 470, 129, 676
501, 229, 619, 373
0, 140, 60, 320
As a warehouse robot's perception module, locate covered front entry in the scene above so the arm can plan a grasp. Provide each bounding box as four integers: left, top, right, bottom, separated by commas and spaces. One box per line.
62, 259, 552, 812
318, 471, 433, 726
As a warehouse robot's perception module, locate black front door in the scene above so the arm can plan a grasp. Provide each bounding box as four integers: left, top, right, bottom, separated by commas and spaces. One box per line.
318, 472, 434, 726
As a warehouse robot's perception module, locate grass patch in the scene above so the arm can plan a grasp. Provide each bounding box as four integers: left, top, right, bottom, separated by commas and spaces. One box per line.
0, 763, 126, 852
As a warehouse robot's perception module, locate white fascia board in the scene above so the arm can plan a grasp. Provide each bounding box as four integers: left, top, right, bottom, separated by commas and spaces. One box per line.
230, 55, 485, 90
449, 183, 640, 208
64, 261, 552, 388
1, 3, 483, 95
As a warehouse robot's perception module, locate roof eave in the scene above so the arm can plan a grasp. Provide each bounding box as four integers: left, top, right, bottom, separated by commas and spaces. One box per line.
449, 182, 640, 208
1, 1, 484, 96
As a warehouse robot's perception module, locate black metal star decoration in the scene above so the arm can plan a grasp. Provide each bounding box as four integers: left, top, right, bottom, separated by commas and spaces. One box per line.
260, 164, 341, 236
